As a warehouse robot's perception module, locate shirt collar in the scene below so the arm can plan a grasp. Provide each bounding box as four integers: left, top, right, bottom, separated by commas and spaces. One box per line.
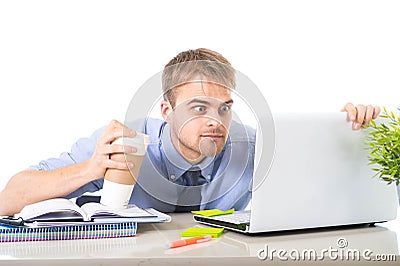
161, 123, 215, 182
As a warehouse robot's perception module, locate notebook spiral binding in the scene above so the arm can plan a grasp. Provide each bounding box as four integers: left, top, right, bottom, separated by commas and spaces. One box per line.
0, 236, 137, 257
0, 222, 137, 242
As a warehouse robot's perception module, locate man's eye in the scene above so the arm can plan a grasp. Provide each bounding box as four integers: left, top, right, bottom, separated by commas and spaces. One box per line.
193, 106, 206, 112
220, 105, 231, 112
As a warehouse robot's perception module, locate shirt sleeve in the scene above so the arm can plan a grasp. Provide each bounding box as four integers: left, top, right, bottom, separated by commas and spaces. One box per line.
27, 126, 106, 198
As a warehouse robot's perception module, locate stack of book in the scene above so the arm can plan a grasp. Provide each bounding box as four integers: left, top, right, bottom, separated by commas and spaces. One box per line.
0, 198, 171, 242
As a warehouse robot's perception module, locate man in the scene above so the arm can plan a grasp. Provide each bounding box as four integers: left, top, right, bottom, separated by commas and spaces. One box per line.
0, 48, 379, 215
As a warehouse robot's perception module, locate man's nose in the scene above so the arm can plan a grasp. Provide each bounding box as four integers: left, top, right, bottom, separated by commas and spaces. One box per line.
206, 117, 221, 127
205, 109, 223, 127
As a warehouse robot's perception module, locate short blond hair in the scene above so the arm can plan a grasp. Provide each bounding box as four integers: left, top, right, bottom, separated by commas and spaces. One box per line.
162, 48, 236, 107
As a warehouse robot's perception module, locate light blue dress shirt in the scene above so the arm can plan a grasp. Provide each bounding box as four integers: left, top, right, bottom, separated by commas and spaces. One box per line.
28, 118, 255, 212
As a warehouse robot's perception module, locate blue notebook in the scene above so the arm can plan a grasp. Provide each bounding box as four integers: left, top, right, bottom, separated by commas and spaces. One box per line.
0, 222, 137, 242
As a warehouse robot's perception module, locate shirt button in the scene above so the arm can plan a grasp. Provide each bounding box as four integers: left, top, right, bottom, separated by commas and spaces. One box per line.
206, 175, 211, 180
170, 175, 176, 180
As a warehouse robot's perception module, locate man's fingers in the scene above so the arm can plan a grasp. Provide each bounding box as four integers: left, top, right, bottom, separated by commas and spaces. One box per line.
343, 103, 380, 130
342, 103, 357, 121
104, 159, 133, 170
363, 105, 375, 126
99, 120, 124, 144
355, 105, 366, 124
373, 106, 381, 119
97, 144, 137, 156
353, 105, 365, 130
108, 119, 136, 137
122, 127, 137, 138
99, 120, 136, 144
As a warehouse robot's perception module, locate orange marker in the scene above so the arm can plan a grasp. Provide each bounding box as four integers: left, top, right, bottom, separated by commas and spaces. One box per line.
166, 235, 213, 248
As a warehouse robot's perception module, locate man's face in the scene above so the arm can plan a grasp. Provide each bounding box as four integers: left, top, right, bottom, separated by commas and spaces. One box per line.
164, 81, 233, 163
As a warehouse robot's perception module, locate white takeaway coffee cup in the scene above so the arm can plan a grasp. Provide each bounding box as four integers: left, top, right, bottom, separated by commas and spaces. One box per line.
100, 133, 150, 209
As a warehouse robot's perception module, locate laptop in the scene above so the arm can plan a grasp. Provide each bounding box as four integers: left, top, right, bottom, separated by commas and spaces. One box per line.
194, 112, 399, 233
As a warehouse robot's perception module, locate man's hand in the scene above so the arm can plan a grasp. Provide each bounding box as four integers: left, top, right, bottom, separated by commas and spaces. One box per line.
86, 120, 137, 181
341, 103, 381, 130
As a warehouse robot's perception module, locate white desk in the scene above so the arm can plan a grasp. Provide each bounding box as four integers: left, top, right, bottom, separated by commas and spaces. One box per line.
0, 212, 399, 265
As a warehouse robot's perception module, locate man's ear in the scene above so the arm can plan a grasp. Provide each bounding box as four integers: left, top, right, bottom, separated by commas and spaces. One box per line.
161, 100, 173, 122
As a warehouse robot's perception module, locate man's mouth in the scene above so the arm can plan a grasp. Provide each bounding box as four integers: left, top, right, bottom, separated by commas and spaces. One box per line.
201, 134, 224, 140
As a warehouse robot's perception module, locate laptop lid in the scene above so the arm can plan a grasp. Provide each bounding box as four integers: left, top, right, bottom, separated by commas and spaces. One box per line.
249, 112, 398, 233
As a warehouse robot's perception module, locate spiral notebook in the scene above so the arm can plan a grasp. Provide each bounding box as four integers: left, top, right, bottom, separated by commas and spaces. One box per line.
0, 222, 137, 242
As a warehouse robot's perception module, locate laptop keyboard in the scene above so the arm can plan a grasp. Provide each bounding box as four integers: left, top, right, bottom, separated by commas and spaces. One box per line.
214, 211, 250, 224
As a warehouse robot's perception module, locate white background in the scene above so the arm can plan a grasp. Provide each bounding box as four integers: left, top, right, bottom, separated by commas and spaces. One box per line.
0, 0, 399, 190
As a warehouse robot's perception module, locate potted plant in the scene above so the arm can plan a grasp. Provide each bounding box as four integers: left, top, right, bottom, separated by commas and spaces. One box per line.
366, 107, 400, 185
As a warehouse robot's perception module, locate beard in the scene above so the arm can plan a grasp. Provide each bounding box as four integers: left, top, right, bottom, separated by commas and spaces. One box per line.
198, 137, 218, 157
174, 129, 227, 162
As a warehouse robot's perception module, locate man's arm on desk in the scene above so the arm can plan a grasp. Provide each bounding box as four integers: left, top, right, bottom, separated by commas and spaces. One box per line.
0, 120, 136, 216
0, 162, 98, 216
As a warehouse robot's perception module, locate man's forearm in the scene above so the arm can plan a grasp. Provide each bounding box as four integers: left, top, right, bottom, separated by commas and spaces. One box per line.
0, 161, 95, 216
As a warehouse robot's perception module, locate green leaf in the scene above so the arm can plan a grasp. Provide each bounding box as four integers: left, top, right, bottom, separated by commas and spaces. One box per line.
366, 106, 400, 185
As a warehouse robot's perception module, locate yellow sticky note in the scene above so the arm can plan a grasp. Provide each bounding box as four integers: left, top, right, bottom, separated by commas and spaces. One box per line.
191, 208, 234, 217
181, 227, 224, 238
